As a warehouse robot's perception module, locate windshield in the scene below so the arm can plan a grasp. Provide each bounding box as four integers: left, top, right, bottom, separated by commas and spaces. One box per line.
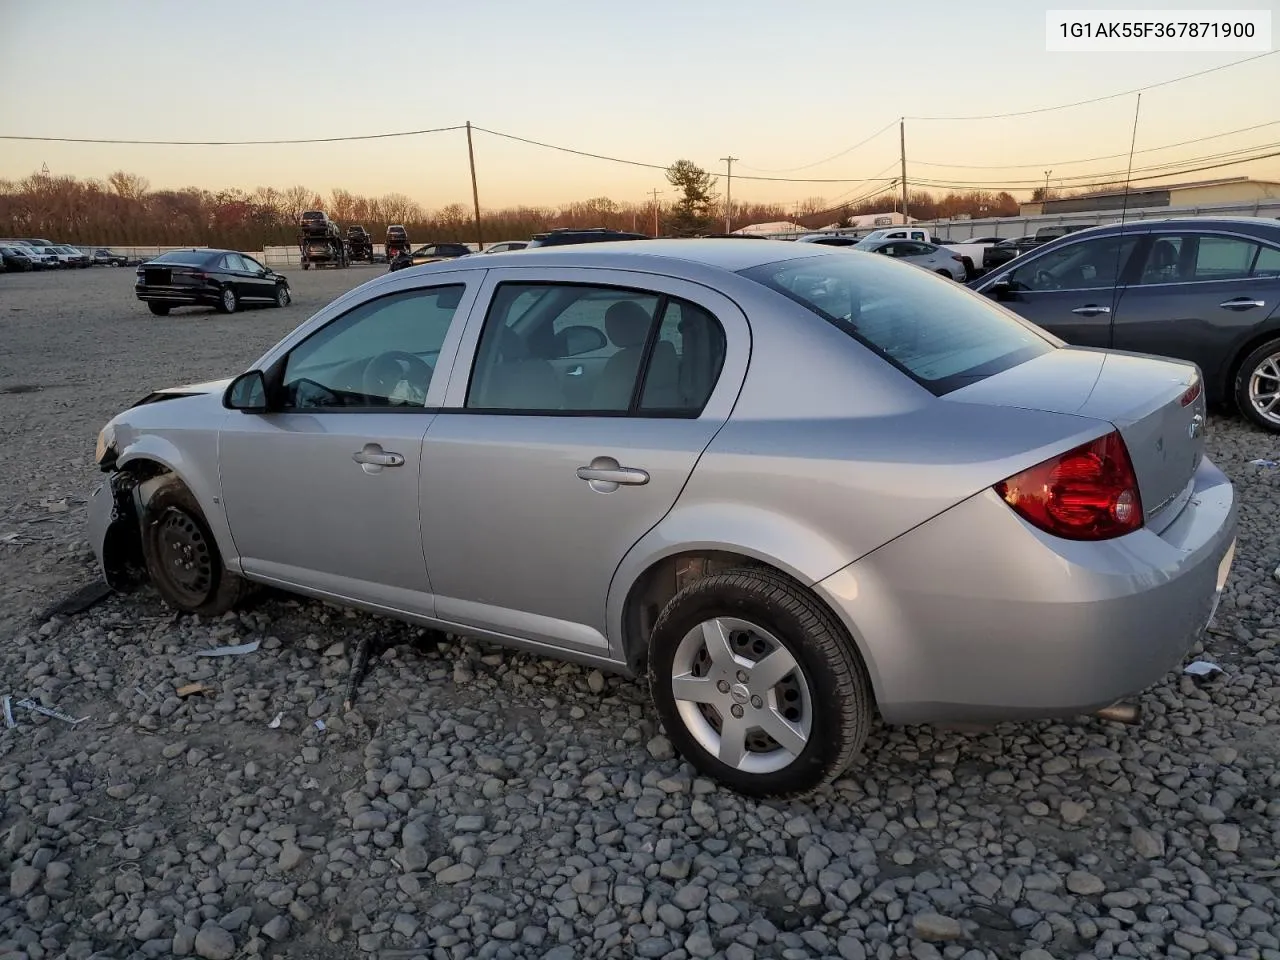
739, 253, 1056, 395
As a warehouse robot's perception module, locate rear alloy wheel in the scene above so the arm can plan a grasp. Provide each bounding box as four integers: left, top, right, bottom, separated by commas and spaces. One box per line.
140, 481, 248, 616
1235, 338, 1280, 432
274, 284, 291, 308
218, 286, 238, 314
148, 303, 170, 316
647, 567, 873, 799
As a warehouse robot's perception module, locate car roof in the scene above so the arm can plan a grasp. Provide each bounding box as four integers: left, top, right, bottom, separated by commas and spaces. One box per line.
388, 238, 846, 282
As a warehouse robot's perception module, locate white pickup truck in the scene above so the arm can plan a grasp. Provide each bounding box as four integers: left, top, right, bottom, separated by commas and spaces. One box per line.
856, 228, 1000, 279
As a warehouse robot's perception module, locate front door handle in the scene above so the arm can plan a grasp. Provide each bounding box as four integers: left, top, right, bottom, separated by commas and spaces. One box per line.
1219, 297, 1266, 310
1071, 305, 1112, 316
352, 443, 405, 473
577, 456, 649, 492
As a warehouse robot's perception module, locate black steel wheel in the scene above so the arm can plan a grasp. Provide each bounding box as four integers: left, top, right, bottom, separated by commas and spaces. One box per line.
140, 481, 248, 616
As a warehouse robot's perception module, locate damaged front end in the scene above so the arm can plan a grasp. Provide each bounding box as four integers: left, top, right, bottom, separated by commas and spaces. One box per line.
88, 469, 148, 590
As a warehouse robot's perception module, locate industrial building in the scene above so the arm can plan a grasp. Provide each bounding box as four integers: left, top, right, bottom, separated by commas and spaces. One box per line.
1020, 176, 1280, 216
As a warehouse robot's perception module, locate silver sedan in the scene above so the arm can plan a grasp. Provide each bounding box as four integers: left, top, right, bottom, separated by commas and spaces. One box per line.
88, 240, 1237, 798
852, 237, 968, 279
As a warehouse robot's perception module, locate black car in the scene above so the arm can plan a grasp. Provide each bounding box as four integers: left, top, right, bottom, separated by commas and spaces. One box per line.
971, 216, 1280, 431
0, 245, 41, 271
981, 236, 1040, 271
135, 249, 292, 316
387, 242, 473, 272
92, 248, 135, 267
525, 227, 649, 248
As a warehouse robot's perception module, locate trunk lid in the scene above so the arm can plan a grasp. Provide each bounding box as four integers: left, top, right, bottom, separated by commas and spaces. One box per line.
947, 346, 1205, 528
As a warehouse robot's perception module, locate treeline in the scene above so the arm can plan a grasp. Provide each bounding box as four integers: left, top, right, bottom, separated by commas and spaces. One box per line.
0, 168, 1027, 247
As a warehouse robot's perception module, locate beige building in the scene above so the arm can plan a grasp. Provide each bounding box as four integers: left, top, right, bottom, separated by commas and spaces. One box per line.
1020, 176, 1280, 216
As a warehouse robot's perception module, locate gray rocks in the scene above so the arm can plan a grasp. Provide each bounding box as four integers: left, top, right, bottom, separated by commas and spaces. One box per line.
1130, 826, 1165, 859
913, 913, 963, 941
1, 394, 1278, 960
1066, 871, 1105, 895
193, 925, 235, 960
646, 735, 675, 761
9, 865, 40, 898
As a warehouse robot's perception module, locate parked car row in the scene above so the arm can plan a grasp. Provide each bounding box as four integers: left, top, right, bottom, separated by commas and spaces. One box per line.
0, 237, 144, 272
385, 228, 650, 272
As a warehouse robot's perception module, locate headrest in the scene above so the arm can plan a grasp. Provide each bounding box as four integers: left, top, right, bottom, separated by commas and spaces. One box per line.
605, 301, 652, 349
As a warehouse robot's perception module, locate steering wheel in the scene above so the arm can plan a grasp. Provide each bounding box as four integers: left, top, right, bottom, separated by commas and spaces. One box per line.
1032, 269, 1061, 291
361, 351, 433, 403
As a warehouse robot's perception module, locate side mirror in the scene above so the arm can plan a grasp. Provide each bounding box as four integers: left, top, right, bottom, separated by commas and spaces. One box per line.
224, 370, 268, 412
988, 279, 1012, 300
556, 324, 609, 357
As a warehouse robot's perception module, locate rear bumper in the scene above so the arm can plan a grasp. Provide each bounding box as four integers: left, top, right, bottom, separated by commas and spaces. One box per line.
135, 286, 216, 306
815, 455, 1237, 725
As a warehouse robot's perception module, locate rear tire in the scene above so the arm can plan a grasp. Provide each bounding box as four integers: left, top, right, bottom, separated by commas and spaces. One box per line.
274, 284, 291, 308
148, 303, 170, 316
647, 567, 873, 799
1235, 337, 1280, 432
218, 286, 238, 314
140, 480, 248, 616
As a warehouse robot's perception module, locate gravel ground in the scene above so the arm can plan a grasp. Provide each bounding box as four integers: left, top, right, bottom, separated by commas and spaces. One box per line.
2, 265, 1280, 960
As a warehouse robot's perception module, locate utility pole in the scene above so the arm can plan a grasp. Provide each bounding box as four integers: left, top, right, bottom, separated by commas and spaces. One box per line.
899, 119, 908, 221
465, 121, 484, 251
650, 188, 661, 237
1043, 169, 1052, 202
721, 156, 738, 234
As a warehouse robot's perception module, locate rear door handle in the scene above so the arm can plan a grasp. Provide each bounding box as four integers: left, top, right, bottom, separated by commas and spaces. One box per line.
1071, 305, 1112, 316
577, 456, 649, 491
352, 443, 405, 472
1219, 297, 1266, 309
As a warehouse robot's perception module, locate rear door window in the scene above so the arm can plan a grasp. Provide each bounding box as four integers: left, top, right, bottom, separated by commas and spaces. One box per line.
741, 252, 1054, 395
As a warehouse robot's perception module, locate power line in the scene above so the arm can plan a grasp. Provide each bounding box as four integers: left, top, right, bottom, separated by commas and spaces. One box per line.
734, 120, 898, 173
906, 146, 1280, 193
906, 50, 1277, 122
474, 126, 900, 184
910, 119, 1280, 170
0, 125, 467, 146
471, 125, 670, 172
906, 141, 1280, 189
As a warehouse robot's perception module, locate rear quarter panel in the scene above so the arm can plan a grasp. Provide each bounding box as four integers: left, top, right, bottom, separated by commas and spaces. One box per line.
608, 286, 1111, 653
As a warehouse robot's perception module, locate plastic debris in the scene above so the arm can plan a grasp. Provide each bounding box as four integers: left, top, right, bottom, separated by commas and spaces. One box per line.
1249, 458, 1279, 467
2, 695, 14, 729
314, 719, 326, 731
195, 639, 261, 658
1184, 660, 1225, 678
268, 712, 284, 729
15, 698, 88, 725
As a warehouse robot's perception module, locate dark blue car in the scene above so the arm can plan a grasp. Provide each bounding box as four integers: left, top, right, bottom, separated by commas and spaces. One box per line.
971, 216, 1280, 432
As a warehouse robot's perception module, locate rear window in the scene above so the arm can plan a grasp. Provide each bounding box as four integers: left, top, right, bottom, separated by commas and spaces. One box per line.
150, 251, 213, 266
740, 253, 1056, 395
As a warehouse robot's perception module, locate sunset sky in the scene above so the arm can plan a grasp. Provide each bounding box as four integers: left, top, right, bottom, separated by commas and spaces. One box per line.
2, 0, 1278, 213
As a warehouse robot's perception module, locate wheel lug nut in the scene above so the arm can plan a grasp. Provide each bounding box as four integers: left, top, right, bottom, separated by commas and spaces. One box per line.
736, 670, 748, 683
750, 695, 763, 709
730, 705, 744, 719
716, 680, 729, 694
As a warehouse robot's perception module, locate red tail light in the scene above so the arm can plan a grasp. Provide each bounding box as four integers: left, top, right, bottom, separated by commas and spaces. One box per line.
994, 431, 1143, 541
1179, 380, 1202, 406
951, 254, 964, 261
